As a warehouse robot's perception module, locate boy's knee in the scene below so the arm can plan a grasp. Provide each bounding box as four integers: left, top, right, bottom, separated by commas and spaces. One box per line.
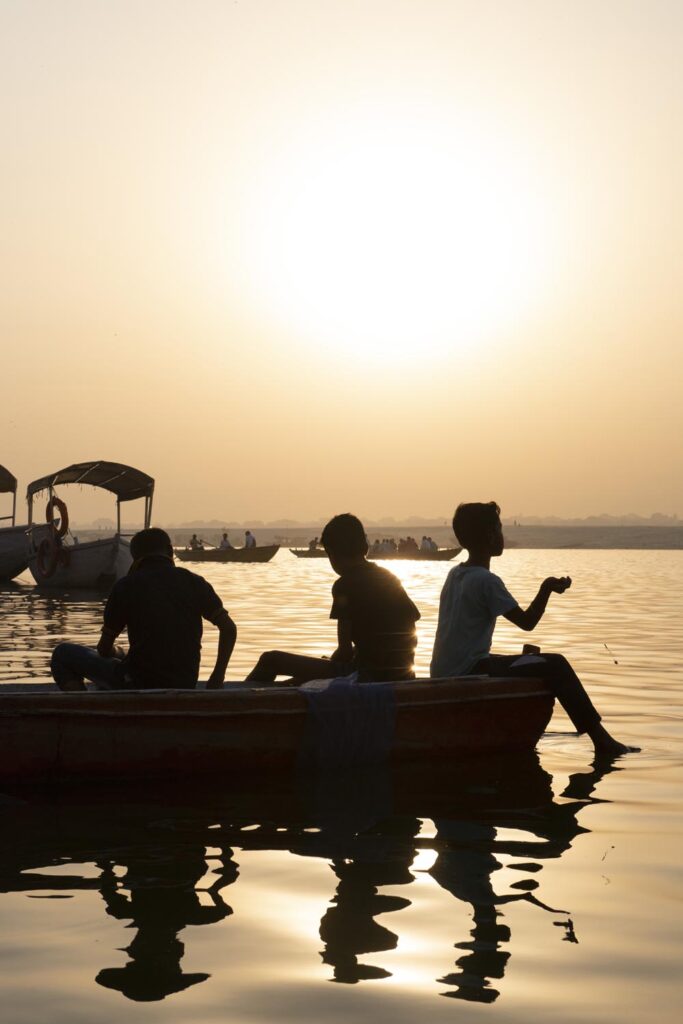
543, 653, 571, 671
51, 642, 71, 669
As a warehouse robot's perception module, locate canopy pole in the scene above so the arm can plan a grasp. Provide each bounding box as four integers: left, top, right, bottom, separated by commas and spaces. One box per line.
116, 498, 121, 536
12, 488, 16, 528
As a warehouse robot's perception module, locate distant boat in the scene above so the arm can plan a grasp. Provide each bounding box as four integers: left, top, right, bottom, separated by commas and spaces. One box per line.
26, 461, 154, 588
175, 544, 279, 564
0, 465, 50, 580
0, 676, 553, 783
290, 546, 461, 562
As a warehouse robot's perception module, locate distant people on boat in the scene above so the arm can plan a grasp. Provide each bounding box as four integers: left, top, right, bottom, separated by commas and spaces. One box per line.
308, 537, 320, 551
219, 532, 233, 550
189, 533, 204, 550
246, 513, 421, 684
430, 502, 638, 758
397, 536, 419, 555
50, 528, 237, 691
420, 535, 430, 552
244, 530, 256, 549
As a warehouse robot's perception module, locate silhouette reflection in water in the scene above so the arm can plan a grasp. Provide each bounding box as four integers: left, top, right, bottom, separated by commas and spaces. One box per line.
430, 756, 616, 1003
95, 845, 238, 1001
0, 753, 620, 1003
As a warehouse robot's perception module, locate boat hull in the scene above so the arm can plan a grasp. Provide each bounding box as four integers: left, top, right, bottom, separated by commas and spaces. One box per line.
0, 524, 47, 580
27, 535, 132, 588
291, 547, 461, 561
0, 677, 553, 783
175, 544, 280, 563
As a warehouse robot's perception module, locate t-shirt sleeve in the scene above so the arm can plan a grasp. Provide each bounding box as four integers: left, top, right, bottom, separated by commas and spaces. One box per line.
329, 577, 350, 620
482, 573, 518, 617
195, 577, 226, 622
103, 580, 128, 635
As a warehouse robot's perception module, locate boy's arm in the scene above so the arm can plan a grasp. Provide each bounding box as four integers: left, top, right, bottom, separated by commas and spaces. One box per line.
503, 577, 571, 632
97, 585, 126, 657
207, 610, 238, 689
330, 619, 354, 663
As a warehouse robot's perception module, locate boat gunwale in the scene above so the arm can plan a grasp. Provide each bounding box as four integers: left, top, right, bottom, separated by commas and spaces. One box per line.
0, 691, 552, 719
0, 677, 552, 717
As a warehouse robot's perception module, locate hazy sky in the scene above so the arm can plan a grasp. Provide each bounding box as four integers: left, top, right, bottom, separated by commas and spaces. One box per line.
2, 0, 682, 524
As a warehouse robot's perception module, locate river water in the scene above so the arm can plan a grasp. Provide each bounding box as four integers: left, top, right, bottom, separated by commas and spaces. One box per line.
0, 548, 681, 1023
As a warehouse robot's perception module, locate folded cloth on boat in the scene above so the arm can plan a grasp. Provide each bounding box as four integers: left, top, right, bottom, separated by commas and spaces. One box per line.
300, 673, 396, 769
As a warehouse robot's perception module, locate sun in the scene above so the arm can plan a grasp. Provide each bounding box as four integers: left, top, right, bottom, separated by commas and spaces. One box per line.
240, 104, 554, 363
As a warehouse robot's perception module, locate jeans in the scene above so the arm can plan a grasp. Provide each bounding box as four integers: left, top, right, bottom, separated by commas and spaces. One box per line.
472, 653, 601, 735
51, 643, 124, 690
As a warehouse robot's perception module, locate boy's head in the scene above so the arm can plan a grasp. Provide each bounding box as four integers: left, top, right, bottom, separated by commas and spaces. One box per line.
321, 513, 368, 570
452, 502, 503, 555
130, 527, 174, 561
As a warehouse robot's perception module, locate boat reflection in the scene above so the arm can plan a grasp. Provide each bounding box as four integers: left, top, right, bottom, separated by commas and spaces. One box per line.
0, 753, 619, 1003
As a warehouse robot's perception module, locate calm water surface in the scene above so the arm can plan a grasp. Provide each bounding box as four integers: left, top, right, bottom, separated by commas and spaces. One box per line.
0, 549, 681, 1023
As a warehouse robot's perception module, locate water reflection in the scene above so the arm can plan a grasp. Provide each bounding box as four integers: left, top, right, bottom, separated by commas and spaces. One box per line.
0, 754, 620, 1004
95, 845, 237, 1001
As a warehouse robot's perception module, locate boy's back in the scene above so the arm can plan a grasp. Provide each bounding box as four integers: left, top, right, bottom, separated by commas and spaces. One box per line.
332, 561, 420, 681
430, 564, 516, 678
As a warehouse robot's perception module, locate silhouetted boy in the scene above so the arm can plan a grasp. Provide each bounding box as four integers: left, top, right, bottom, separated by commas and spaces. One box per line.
430, 502, 638, 758
51, 528, 237, 690
247, 513, 420, 684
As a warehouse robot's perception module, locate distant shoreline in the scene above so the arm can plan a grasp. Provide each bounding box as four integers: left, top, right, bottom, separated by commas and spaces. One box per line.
72, 524, 683, 551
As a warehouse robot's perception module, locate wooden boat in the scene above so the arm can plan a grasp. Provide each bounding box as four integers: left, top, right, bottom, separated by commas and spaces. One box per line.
175, 544, 279, 564
291, 546, 461, 561
0, 676, 553, 783
26, 461, 154, 588
0, 465, 51, 580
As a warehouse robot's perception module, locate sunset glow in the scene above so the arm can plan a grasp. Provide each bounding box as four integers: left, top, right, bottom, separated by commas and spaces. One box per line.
242, 105, 554, 360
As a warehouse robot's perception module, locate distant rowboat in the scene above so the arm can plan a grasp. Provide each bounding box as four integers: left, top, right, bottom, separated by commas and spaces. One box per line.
175, 544, 279, 564
0, 676, 553, 783
290, 546, 461, 561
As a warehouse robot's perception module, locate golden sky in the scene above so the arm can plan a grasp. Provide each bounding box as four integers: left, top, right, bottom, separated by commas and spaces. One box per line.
2, 0, 682, 523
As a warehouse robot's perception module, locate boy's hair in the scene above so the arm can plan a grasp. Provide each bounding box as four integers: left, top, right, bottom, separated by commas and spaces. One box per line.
130, 527, 173, 561
452, 502, 501, 549
321, 513, 368, 558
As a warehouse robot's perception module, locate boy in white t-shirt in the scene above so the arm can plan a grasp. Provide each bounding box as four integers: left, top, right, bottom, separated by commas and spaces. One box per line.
431, 502, 638, 759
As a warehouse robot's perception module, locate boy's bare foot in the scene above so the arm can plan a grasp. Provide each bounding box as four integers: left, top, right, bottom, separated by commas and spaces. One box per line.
589, 722, 640, 757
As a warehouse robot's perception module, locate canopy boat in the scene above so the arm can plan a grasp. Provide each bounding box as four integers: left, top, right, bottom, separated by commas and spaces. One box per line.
26, 461, 154, 588
0, 465, 51, 580
175, 544, 279, 564
291, 546, 461, 561
0, 676, 553, 783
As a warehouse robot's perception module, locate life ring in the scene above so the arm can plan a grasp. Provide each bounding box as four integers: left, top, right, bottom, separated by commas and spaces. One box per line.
36, 534, 61, 579
46, 496, 69, 538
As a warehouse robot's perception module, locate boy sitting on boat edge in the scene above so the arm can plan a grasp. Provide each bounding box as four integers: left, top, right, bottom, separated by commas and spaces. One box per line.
51, 528, 237, 691
246, 513, 420, 685
430, 501, 639, 758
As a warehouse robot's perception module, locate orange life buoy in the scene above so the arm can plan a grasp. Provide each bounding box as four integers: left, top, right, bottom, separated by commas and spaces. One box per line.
46, 496, 69, 538
36, 534, 60, 579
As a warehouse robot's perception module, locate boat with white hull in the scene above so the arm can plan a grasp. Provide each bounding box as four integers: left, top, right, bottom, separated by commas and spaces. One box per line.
0, 465, 51, 580
26, 460, 154, 589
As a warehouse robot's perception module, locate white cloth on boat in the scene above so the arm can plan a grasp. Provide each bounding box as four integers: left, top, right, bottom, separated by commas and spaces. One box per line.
301, 673, 396, 769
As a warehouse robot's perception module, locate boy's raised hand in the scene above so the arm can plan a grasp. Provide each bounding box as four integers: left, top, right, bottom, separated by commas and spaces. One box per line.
544, 576, 572, 594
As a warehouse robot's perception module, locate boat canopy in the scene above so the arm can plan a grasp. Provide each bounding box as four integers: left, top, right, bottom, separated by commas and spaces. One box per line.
0, 466, 17, 495
27, 461, 154, 503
